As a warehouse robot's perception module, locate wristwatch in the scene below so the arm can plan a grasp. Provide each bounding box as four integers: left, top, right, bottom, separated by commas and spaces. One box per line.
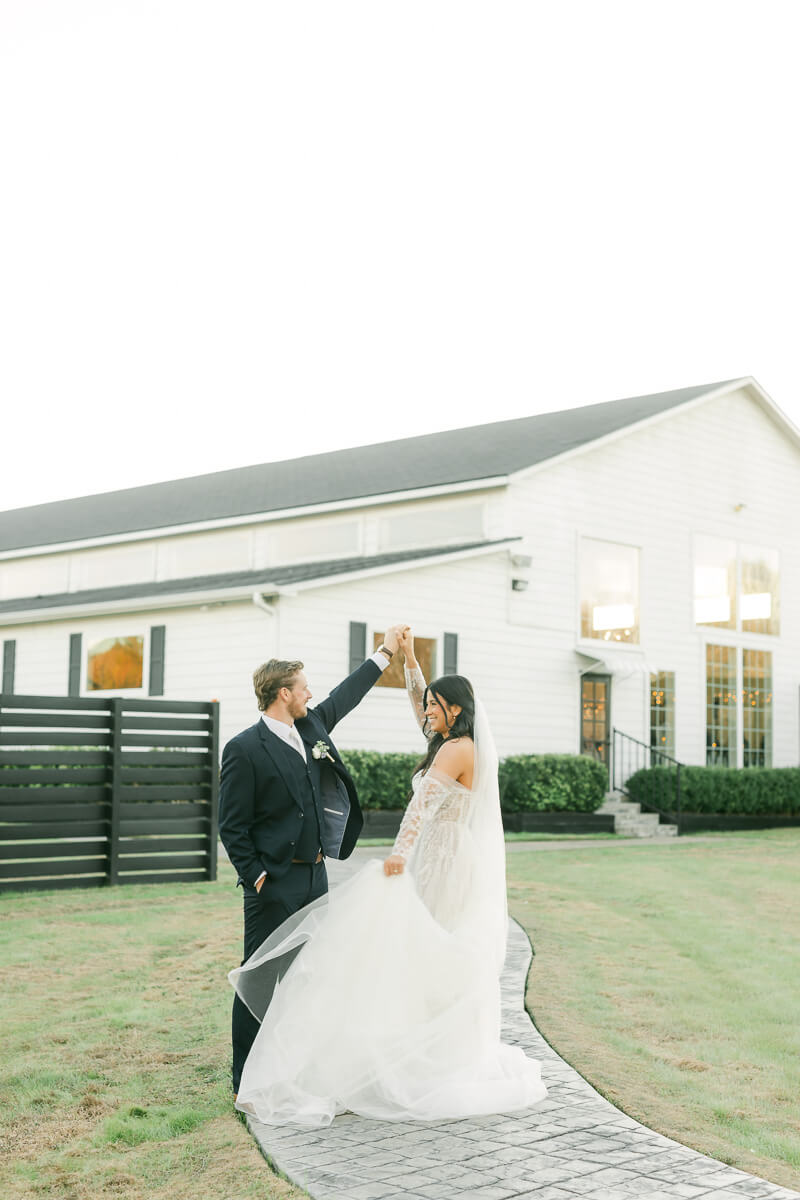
377, 644, 394, 658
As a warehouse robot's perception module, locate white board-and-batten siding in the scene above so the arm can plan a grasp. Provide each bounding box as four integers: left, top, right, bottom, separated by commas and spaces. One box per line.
506, 385, 800, 767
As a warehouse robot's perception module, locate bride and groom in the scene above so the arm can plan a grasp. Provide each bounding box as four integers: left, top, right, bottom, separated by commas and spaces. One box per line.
218, 624, 546, 1126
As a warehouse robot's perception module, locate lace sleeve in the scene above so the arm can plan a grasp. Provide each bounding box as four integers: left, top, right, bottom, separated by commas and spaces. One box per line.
391, 771, 451, 862
405, 665, 427, 734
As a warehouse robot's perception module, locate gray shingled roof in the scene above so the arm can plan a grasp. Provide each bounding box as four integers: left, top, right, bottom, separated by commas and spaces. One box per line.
0, 381, 734, 553
0, 540, 514, 615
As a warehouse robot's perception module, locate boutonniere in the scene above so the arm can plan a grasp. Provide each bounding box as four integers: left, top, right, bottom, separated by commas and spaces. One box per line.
312, 740, 333, 761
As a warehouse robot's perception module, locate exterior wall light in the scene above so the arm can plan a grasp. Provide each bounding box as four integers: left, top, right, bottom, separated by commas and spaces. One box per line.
511, 578, 529, 592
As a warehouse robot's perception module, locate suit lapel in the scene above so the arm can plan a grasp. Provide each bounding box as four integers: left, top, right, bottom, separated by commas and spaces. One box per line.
256, 721, 308, 796
296, 718, 338, 765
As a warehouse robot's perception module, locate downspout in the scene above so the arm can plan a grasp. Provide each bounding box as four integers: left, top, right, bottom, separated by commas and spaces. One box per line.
251, 592, 276, 617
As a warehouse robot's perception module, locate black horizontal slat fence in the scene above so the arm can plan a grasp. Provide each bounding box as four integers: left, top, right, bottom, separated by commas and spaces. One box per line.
0, 694, 219, 892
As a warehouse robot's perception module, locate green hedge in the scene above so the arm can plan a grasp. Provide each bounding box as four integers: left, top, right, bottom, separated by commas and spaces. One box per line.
626, 764, 800, 816
340, 751, 420, 810
499, 754, 608, 813
341, 750, 608, 813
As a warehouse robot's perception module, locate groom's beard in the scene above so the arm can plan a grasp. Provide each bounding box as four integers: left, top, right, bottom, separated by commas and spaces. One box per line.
287, 698, 308, 721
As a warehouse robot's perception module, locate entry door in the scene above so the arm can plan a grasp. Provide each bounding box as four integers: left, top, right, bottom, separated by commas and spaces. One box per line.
581, 674, 611, 762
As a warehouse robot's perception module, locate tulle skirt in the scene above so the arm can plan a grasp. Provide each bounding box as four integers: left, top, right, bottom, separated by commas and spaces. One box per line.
230, 859, 547, 1126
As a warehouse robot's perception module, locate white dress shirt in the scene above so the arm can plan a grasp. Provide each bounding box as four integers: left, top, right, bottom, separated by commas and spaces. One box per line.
262, 713, 307, 760
253, 649, 391, 887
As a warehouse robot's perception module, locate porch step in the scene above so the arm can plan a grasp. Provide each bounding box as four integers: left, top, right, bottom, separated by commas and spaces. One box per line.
597, 795, 641, 816
599, 791, 679, 838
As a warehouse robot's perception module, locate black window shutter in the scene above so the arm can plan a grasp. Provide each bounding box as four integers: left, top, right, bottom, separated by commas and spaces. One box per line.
2, 640, 15, 694
68, 634, 82, 696
443, 632, 458, 676
349, 621, 367, 672
149, 625, 166, 696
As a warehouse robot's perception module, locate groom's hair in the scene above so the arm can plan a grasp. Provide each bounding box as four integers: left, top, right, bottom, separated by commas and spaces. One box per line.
253, 659, 304, 710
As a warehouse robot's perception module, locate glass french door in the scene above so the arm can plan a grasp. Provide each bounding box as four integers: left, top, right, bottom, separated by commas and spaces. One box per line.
581, 674, 611, 763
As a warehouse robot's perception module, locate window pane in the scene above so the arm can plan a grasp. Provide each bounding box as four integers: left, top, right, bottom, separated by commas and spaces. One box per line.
580, 539, 639, 643
581, 676, 609, 761
87, 636, 144, 691
649, 671, 675, 760
743, 649, 772, 767
695, 536, 736, 629
378, 502, 485, 553
705, 644, 737, 766
374, 632, 436, 689
741, 545, 780, 636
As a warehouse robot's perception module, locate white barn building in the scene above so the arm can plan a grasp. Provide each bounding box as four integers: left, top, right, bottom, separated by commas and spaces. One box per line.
1, 377, 797, 769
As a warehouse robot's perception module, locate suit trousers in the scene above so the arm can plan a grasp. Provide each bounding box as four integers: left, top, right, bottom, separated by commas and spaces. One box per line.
232, 858, 328, 1092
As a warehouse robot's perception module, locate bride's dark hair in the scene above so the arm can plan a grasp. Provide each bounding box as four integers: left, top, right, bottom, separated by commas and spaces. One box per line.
411, 675, 476, 791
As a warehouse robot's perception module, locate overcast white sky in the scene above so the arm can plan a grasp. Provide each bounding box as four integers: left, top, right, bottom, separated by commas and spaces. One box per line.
1, 1, 798, 515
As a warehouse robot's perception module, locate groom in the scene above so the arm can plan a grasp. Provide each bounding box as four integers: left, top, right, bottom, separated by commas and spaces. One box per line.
219, 624, 406, 1094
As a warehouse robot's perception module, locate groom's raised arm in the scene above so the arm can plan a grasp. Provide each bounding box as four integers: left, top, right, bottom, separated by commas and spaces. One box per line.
313, 624, 405, 733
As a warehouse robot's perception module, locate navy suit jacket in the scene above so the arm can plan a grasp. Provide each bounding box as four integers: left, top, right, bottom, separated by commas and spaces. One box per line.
218, 658, 381, 888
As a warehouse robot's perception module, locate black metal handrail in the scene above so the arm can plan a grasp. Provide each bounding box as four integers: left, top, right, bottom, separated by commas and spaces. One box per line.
612, 727, 684, 835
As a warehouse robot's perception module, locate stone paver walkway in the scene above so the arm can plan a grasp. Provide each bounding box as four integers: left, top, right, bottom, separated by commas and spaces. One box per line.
243, 852, 800, 1200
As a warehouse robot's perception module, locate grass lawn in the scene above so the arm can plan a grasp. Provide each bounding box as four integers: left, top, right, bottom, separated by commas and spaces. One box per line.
0, 869, 306, 1200
2, 831, 798, 1198
507, 827, 800, 1192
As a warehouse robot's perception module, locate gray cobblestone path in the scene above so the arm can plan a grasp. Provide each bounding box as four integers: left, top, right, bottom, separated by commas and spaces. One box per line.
244, 853, 800, 1200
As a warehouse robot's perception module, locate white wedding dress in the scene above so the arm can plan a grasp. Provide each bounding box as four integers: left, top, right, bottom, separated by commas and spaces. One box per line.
230, 668, 547, 1127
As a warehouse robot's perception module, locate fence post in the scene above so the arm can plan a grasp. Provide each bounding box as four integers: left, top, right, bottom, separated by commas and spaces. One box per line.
109, 697, 123, 886
208, 701, 220, 881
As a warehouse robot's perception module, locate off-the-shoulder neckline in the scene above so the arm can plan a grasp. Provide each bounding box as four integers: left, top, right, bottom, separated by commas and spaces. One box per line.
420, 764, 473, 793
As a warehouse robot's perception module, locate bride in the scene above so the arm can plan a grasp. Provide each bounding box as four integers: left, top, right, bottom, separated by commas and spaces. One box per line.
230, 629, 547, 1126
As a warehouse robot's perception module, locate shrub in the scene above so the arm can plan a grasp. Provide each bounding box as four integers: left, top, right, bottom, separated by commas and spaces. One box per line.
342, 749, 608, 813
340, 750, 420, 810
499, 754, 608, 813
625, 764, 800, 816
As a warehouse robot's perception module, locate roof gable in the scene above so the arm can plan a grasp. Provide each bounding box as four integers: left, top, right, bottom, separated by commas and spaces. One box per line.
0, 379, 744, 554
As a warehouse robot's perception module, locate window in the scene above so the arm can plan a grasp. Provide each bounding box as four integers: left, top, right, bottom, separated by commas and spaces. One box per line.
694, 536, 736, 628
743, 649, 772, 767
162, 530, 251, 580
269, 518, 361, 566
0, 555, 70, 600
580, 539, 639, 643
649, 671, 675, 759
87, 636, 144, 691
695, 537, 779, 636
73, 544, 156, 592
377, 502, 485, 554
373, 632, 436, 689
741, 545, 780, 636
706, 645, 737, 766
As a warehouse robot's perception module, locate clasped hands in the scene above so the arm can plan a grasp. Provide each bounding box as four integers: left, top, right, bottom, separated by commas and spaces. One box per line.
380, 623, 410, 656
381, 623, 411, 878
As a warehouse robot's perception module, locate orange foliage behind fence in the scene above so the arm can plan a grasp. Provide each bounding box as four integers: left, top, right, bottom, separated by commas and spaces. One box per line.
87, 637, 144, 691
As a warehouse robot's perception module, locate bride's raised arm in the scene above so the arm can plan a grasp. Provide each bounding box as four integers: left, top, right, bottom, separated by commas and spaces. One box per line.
401, 630, 428, 735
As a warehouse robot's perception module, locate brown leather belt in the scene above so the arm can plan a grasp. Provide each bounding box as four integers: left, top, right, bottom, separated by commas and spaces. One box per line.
292, 851, 324, 864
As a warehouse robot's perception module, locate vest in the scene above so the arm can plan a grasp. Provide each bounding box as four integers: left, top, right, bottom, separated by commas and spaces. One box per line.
293, 753, 324, 862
